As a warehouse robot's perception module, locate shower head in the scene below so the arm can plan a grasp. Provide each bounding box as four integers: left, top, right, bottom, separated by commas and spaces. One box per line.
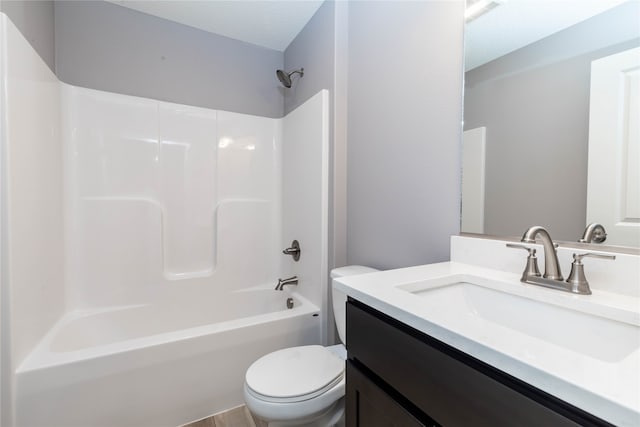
276, 68, 304, 88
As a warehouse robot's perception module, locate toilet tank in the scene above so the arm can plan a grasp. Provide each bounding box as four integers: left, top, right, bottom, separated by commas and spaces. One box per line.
331, 265, 379, 345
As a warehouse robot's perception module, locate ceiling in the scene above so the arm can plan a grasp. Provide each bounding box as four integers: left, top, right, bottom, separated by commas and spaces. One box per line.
106, 0, 325, 52
465, 0, 629, 71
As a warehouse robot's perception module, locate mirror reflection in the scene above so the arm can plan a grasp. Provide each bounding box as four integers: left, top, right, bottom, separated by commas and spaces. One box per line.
461, 0, 640, 248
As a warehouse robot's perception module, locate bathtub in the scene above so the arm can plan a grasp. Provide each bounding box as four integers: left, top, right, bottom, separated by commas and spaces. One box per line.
15, 289, 321, 427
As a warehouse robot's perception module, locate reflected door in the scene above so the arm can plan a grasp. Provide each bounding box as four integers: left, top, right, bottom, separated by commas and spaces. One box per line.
587, 47, 640, 247
462, 127, 486, 234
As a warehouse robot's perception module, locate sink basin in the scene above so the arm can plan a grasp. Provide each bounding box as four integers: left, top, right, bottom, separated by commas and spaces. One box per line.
397, 277, 640, 363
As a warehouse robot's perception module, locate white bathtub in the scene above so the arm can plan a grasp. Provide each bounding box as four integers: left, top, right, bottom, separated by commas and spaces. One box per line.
15, 290, 321, 427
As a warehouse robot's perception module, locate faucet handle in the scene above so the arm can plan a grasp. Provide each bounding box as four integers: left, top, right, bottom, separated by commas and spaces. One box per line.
506, 243, 541, 281
566, 252, 616, 294
572, 252, 616, 263
506, 243, 536, 255
506, 242, 558, 251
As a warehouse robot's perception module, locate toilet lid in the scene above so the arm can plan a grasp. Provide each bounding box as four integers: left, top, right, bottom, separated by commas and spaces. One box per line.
245, 345, 345, 402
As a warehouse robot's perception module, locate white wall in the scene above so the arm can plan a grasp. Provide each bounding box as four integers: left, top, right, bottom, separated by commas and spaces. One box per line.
0, 13, 65, 426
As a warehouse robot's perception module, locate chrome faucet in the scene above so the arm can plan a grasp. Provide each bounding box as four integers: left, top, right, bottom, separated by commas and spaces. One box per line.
520, 226, 563, 280
508, 226, 615, 295
579, 223, 607, 243
275, 276, 298, 291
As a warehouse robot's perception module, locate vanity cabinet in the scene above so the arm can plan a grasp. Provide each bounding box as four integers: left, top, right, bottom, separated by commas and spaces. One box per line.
345, 298, 612, 427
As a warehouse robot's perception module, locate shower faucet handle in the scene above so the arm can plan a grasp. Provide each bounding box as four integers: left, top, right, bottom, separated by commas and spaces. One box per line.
282, 240, 301, 261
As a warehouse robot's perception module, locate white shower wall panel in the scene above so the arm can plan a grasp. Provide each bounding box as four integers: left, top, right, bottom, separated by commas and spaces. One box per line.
216, 111, 282, 291
72, 198, 163, 305
68, 87, 158, 199
217, 111, 281, 201
215, 202, 277, 291
1, 14, 64, 424
281, 90, 329, 340
62, 85, 283, 309
158, 104, 217, 279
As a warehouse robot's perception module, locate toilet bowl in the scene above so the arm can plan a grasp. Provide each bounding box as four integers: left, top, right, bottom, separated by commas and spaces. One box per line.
243, 266, 378, 427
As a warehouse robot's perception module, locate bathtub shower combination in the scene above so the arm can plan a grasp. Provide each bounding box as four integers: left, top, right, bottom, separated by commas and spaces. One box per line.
1, 15, 329, 427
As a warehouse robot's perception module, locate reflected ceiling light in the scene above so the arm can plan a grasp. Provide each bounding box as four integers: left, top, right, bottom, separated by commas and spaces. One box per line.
465, 0, 507, 23
162, 140, 190, 148
218, 137, 233, 148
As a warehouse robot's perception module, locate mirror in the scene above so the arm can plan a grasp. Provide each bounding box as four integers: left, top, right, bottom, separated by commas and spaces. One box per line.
461, 0, 640, 248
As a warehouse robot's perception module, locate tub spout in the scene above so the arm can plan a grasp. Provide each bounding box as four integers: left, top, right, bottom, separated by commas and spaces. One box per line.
275, 276, 298, 291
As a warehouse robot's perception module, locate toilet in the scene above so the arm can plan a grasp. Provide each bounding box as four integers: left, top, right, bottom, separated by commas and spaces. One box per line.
243, 266, 379, 427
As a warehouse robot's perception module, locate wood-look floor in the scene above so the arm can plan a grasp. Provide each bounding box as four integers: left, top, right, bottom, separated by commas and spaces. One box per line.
183, 405, 268, 427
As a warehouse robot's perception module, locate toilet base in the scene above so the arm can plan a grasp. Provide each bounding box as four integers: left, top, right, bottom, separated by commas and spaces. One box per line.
257, 398, 344, 427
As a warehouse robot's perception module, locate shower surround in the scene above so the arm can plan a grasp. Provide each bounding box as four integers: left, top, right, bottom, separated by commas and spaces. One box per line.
1, 14, 329, 427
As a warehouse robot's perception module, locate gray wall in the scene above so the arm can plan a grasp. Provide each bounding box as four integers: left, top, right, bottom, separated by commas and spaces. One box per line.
464, 1, 640, 241
332, 1, 349, 269
54, 1, 284, 118
347, 1, 465, 269
283, 1, 335, 116
0, 0, 55, 72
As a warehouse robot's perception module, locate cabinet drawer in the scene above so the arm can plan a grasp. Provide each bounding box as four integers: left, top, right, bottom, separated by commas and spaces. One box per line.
347, 299, 608, 427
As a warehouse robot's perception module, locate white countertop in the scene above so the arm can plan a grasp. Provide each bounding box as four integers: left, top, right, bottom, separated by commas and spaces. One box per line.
334, 261, 640, 427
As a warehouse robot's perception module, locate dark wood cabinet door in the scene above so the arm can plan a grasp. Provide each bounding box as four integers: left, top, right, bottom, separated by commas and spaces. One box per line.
346, 361, 436, 427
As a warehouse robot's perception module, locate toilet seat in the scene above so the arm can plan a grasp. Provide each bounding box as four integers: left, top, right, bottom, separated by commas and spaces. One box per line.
245, 345, 345, 403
